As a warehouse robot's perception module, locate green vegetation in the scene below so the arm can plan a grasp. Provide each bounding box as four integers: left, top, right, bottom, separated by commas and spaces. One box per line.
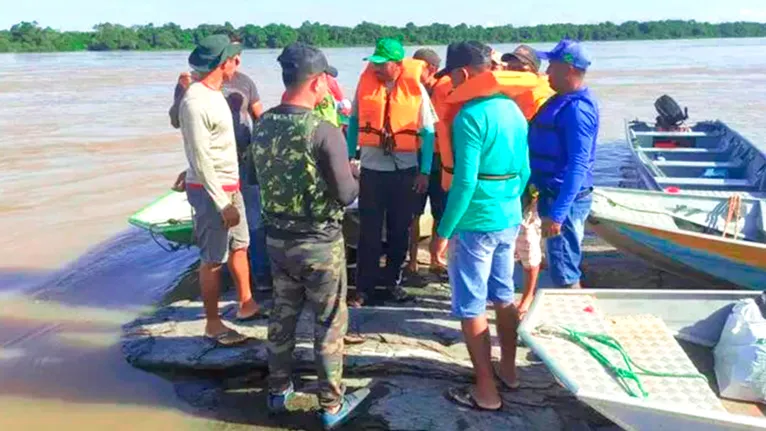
2, 20, 766, 53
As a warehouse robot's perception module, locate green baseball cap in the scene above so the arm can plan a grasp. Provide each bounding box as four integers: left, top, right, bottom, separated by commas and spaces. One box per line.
364, 38, 405, 64
188, 34, 243, 74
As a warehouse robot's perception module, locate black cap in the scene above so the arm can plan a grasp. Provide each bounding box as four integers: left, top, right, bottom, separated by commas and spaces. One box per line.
501, 45, 541, 72
434, 41, 491, 78
413, 48, 441, 68
277, 43, 338, 85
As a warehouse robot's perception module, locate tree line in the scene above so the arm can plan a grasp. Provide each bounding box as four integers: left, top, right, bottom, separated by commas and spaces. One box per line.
2, 20, 765, 53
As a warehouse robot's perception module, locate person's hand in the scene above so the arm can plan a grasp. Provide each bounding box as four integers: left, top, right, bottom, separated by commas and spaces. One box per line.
171, 170, 186, 192
178, 72, 192, 89
430, 236, 448, 261
516, 295, 535, 320
221, 204, 241, 229
349, 159, 361, 179
542, 218, 562, 238
413, 173, 429, 194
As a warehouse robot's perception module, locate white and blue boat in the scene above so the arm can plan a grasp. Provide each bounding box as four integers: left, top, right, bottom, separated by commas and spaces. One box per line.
588, 187, 766, 290
625, 119, 766, 198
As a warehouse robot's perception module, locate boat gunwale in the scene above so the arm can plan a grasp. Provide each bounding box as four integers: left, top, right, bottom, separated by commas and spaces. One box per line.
127, 190, 193, 233
519, 289, 766, 431
589, 188, 766, 251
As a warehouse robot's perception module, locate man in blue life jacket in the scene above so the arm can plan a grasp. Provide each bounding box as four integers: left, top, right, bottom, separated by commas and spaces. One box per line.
528, 39, 599, 289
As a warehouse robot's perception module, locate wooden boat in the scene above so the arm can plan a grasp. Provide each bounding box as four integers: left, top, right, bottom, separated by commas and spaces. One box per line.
128, 191, 194, 246
588, 187, 766, 290
519, 289, 766, 431
625, 119, 766, 198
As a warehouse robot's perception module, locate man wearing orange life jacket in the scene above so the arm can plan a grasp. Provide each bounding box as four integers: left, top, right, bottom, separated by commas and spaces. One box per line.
407, 48, 448, 275
430, 45, 551, 262
502, 45, 554, 121
346, 38, 437, 307
433, 41, 531, 412
502, 45, 554, 317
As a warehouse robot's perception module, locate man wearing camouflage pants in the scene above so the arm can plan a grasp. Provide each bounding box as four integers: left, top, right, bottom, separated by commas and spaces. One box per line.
247, 42, 370, 430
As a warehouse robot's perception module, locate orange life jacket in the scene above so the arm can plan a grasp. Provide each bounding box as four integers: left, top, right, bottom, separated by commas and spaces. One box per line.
439, 71, 549, 191
515, 75, 555, 121
431, 75, 453, 155
356, 59, 425, 153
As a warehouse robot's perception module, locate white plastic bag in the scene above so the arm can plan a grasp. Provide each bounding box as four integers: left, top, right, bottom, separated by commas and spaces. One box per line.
714, 298, 766, 403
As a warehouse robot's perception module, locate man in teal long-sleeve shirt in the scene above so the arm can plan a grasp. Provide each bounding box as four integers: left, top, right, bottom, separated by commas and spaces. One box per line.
434, 41, 530, 412
346, 38, 437, 307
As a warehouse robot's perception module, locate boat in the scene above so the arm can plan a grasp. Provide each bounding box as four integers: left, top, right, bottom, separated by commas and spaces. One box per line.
129, 192, 435, 250
128, 191, 194, 247
587, 187, 766, 290
625, 119, 766, 198
519, 289, 766, 431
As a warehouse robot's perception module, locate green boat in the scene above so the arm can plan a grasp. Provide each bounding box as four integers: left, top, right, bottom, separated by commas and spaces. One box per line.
128, 191, 194, 246
129, 190, 435, 250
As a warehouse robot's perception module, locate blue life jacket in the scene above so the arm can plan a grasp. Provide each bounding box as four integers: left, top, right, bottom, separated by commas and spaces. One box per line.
528, 88, 599, 196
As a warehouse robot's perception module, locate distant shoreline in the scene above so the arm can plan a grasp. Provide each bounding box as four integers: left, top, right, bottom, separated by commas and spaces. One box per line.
2, 20, 766, 53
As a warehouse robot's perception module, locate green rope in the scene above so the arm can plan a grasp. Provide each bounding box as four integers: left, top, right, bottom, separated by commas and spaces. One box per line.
548, 326, 708, 399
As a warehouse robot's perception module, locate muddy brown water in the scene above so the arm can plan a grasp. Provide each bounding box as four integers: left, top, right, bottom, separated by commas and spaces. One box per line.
1, 38, 766, 429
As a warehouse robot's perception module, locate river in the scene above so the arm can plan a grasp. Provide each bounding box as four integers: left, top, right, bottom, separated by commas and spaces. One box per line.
1, 37, 765, 429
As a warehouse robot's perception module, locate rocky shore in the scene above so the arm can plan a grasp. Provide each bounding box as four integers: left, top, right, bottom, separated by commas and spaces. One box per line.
121, 233, 723, 430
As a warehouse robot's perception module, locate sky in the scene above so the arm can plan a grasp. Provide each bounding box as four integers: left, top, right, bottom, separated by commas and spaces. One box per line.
3, 0, 766, 31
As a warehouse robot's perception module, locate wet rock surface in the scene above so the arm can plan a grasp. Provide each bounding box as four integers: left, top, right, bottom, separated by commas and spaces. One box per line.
121, 234, 712, 430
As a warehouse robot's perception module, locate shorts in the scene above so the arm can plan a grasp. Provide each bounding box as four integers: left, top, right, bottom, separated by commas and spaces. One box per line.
187, 187, 249, 264
447, 226, 520, 319
515, 204, 542, 269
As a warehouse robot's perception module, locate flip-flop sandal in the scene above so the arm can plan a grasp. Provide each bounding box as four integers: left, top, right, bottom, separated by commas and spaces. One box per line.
444, 386, 502, 412
344, 333, 367, 345
429, 263, 447, 275
205, 329, 249, 347
235, 309, 267, 322
492, 362, 521, 390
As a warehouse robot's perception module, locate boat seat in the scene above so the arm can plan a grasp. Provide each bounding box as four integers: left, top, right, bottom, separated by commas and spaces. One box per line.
652, 160, 743, 168
633, 131, 712, 137
639, 147, 728, 154
655, 177, 754, 188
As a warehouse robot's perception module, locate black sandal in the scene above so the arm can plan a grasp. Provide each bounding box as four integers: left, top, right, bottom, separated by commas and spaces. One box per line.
235, 308, 267, 322
389, 286, 415, 303
492, 362, 521, 391
444, 386, 503, 412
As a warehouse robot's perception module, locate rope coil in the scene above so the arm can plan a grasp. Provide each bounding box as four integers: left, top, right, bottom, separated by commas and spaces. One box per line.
535, 324, 708, 398
722, 193, 743, 240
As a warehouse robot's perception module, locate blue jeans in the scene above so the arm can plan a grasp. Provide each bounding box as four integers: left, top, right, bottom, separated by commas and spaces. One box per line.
242, 183, 270, 278
447, 226, 520, 319
539, 193, 593, 286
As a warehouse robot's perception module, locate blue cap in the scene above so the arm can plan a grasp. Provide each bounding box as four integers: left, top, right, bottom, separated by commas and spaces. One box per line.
537, 39, 591, 71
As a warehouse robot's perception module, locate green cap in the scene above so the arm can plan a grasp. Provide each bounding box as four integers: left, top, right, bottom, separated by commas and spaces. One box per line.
188, 34, 243, 74
364, 38, 405, 64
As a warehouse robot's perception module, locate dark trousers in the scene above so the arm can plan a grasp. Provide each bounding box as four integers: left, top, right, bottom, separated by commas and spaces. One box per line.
356, 167, 417, 296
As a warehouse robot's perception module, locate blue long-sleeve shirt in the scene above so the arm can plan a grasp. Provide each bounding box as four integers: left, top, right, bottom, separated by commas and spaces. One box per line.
529, 90, 598, 224
549, 100, 598, 223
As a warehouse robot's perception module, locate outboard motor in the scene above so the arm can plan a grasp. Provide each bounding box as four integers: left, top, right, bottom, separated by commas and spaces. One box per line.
654, 95, 689, 130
